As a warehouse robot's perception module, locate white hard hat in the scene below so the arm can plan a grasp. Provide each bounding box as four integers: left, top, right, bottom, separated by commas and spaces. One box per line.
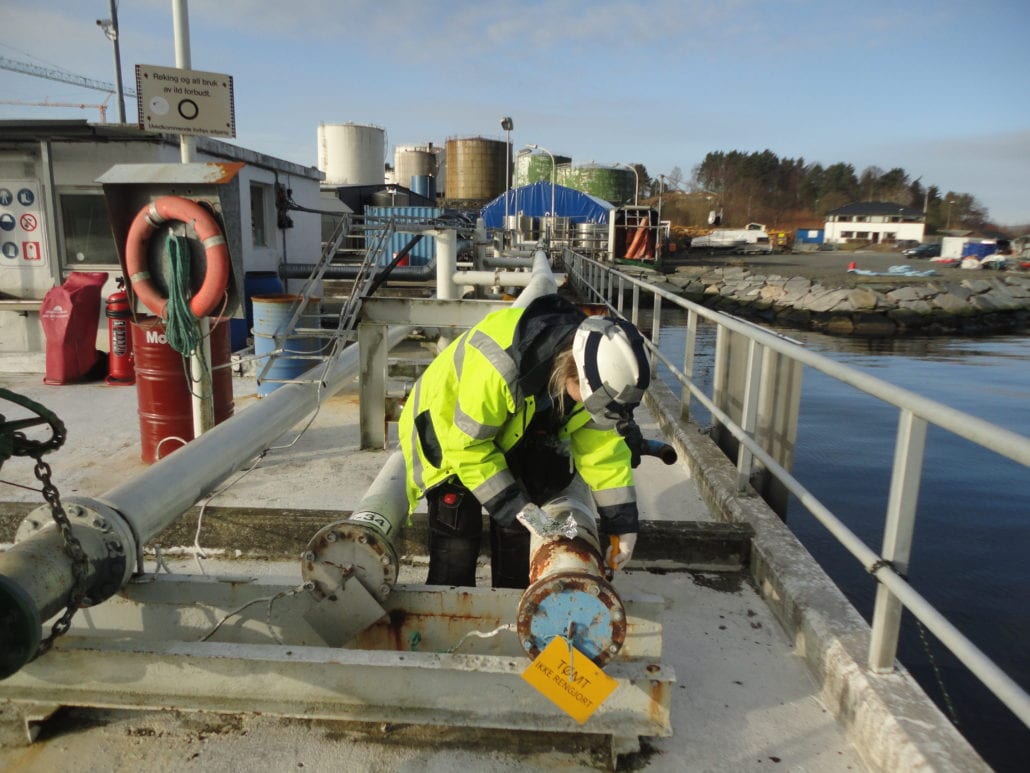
572, 316, 650, 427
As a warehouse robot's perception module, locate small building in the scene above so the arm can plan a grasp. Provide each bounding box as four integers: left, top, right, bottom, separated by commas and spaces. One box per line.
0, 120, 323, 355
823, 201, 925, 245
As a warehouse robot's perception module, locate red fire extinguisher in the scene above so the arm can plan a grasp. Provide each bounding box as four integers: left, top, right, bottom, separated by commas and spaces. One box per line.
105, 277, 135, 385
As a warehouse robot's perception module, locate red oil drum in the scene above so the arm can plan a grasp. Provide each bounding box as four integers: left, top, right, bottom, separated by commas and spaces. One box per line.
131, 317, 234, 463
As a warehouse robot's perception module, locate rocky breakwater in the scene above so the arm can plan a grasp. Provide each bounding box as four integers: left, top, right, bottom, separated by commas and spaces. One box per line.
655, 266, 1030, 336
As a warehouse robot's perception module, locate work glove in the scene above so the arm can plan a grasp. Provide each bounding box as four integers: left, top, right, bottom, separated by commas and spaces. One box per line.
616, 419, 644, 468
605, 533, 637, 571
516, 503, 578, 540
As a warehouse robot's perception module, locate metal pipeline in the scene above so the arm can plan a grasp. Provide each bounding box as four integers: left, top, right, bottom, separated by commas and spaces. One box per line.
515, 478, 627, 667
301, 452, 406, 604
0, 324, 412, 678
278, 261, 436, 282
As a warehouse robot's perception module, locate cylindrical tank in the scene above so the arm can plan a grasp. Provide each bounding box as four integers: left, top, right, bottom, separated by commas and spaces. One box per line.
559, 163, 636, 205
394, 144, 437, 187
253, 294, 323, 397
317, 123, 386, 185
514, 150, 572, 187
444, 137, 508, 200
410, 175, 436, 201
131, 317, 234, 464
229, 271, 285, 351
575, 222, 608, 253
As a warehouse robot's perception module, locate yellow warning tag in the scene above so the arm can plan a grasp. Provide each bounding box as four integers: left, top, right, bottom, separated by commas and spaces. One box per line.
521, 638, 618, 724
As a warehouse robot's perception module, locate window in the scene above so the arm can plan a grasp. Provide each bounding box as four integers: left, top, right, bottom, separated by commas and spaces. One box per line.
59, 192, 119, 265
841, 230, 854, 238
251, 182, 270, 247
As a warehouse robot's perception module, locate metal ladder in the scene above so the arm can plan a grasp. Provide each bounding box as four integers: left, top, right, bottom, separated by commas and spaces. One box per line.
253, 214, 396, 391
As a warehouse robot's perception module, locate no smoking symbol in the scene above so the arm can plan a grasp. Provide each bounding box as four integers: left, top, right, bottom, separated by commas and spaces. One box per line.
19, 213, 38, 232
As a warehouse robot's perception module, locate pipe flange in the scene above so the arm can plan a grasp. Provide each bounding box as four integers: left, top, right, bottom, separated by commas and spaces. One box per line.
516, 570, 627, 667
302, 519, 399, 604
14, 499, 135, 607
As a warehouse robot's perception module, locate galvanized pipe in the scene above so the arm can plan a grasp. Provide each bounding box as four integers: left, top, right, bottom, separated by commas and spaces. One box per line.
480, 255, 535, 269
453, 270, 535, 288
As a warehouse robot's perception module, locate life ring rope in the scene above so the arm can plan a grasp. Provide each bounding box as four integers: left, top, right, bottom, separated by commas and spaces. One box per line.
125, 196, 230, 320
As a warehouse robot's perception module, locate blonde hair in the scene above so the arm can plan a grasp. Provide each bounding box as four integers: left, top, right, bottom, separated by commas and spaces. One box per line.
548, 348, 579, 417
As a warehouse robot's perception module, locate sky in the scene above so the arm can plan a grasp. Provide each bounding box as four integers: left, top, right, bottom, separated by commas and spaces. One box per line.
2, 0, 1029, 224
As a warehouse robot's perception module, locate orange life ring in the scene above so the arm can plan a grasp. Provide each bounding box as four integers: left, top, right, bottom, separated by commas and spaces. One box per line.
125, 196, 230, 319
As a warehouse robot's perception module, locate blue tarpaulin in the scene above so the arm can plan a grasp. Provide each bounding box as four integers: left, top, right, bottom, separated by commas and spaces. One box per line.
480, 181, 613, 228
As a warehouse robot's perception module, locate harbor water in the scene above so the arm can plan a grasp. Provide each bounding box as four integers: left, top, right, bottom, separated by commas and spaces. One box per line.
657, 322, 1029, 772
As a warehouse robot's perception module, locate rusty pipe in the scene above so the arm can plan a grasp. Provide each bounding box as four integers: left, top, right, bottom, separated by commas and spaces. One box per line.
515, 477, 627, 667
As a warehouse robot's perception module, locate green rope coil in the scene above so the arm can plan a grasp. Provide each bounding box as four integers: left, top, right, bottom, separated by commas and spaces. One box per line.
164, 234, 202, 357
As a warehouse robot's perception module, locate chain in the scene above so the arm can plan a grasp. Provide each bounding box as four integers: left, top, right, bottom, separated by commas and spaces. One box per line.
913, 615, 961, 728
33, 455, 91, 656
1, 389, 89, 655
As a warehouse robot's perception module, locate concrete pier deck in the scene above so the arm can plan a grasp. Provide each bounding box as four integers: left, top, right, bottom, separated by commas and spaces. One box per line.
0, 364, 870, 771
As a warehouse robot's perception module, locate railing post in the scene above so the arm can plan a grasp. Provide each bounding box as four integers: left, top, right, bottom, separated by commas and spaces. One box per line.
616, 275, 625, 315
650, 292, 662, 378
681, 309, 697, 421
358, 321, 388, 450
631, 282, 640, 327
736, 339, 764, 492
869, 409, 928, 672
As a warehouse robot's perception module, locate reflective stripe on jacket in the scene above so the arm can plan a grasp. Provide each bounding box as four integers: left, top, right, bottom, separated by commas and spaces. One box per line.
399, 304, 639, 533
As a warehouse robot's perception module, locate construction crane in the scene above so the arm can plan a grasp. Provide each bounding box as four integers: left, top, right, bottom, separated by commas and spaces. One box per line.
0, 55, 136, 100
0, 98, 112, 123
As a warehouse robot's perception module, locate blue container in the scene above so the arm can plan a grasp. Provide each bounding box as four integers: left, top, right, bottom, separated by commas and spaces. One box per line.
796, 228, 824, 244
230, 271, 285, 351
365, 205, 442, 267
961, 242, 996, 260
252, 294, 322, 396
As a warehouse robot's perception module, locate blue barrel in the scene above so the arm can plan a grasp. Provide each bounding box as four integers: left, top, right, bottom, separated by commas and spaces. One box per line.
230, 271, 285, 351
252, 294, 322, 396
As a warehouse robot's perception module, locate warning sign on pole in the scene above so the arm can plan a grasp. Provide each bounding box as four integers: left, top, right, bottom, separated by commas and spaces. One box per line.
135, 64, 236, 138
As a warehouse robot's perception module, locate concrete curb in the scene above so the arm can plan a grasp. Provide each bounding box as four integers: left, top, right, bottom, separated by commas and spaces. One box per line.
644, 378, 988, 772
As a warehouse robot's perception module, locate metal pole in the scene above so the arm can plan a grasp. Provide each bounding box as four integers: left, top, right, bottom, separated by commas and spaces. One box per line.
172, 0, 214, 436
109, 0, 126, 123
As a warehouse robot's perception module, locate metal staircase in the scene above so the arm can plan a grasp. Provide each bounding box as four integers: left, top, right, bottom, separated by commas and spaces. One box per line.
253, 214, 396, 391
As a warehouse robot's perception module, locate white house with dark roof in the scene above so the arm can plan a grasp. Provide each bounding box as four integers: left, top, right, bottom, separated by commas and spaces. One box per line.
823, 201, 925, 245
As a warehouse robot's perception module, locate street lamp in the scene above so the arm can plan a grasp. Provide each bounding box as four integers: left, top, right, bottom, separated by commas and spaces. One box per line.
96, 0, 126, 123
501, 117, 514, 229
527, 143, 556, 239
617, 163, 639, 206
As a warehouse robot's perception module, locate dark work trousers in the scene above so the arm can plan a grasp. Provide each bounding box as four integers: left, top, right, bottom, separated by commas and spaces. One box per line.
425, 481, 530, 588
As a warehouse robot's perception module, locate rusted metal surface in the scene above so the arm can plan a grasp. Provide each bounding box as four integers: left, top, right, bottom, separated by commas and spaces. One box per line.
528, 536, 603, 584
516, 571, 626, 667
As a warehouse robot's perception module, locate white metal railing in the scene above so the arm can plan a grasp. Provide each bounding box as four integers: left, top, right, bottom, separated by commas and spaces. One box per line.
562, 248, 1030, 727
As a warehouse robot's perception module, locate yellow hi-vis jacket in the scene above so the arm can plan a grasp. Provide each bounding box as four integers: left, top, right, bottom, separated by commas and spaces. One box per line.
399, 298, 639, 534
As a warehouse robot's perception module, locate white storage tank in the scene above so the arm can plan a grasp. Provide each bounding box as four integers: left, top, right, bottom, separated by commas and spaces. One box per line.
317, 122, 386, 185
394, 144, 437, 188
